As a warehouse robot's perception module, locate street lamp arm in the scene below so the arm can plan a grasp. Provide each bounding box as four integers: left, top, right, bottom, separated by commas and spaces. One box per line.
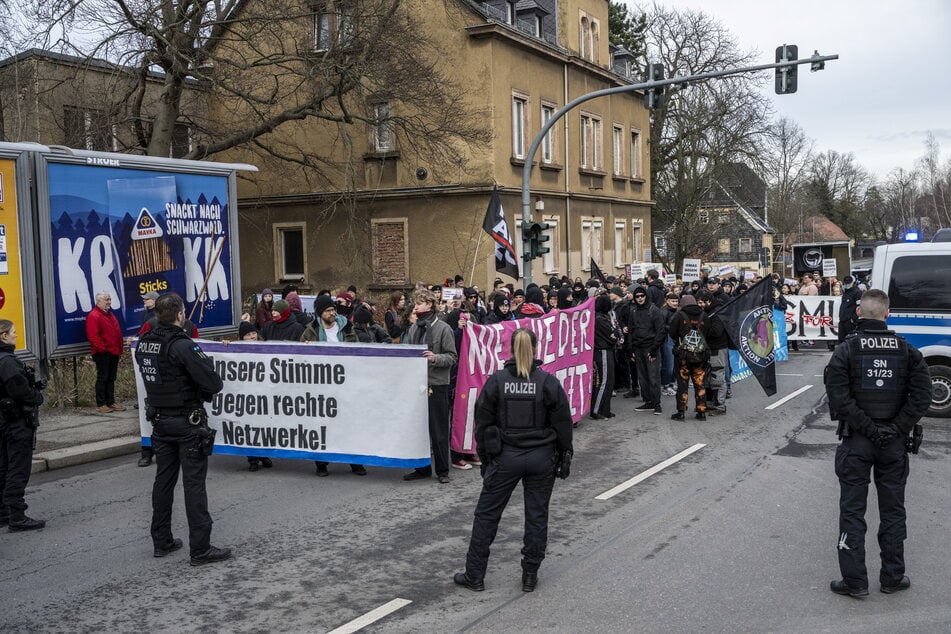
519, 52, 838, 287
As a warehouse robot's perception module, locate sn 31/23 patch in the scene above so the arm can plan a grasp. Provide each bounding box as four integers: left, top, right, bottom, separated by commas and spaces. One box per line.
860, 356, 896, 390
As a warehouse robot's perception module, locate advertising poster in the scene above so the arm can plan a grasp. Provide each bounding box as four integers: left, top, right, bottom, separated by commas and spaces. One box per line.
0, 159, 27, 350
134, 340, 431, 467
451, 300, 595, 454
47, 162, 235, 347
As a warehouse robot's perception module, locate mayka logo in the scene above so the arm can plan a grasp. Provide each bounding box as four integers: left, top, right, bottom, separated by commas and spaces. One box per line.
739, 305, 774, 368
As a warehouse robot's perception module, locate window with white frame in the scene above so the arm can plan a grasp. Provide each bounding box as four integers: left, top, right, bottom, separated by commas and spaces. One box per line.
614, 221, 627, 267
274, 223, 306, 280
580, 113, 602, 170
512, 94, 528, 159
313, 2, 353, 51
506, 0, 517, 24
581, 218, 604, 269
630, 130, 640, 177
541, 104, 555, 163
579, 16, 588, 60
371, 102, 393, 152
739, 237, 753, 253
631, 222, 642, 262
579, 12, 599, 63
613, 125, 624, 176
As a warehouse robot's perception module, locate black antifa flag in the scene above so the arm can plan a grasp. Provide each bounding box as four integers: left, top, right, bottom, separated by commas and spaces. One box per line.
482, 187, 520, 279
712, 277, 777, 396
590, 258, 606, 283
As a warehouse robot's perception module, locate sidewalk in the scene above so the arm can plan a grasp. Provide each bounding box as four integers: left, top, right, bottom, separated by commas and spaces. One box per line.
32, 401, 142, 474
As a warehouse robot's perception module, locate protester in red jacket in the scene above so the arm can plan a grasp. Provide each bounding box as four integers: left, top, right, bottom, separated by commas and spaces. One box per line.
85, 292, 125, 414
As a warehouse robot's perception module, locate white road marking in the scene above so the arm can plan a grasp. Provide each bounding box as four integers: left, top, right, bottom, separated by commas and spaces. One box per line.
595, 443, 706, 501
327, 598, 412, 634
765, 385, 813, 410
776, 373, 804, 376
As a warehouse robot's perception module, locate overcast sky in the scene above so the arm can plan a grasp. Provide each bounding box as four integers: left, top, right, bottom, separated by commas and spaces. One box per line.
626, 0, 951, 181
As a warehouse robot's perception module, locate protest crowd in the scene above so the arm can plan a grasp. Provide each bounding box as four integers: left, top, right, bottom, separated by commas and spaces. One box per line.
228, 263, 861, 473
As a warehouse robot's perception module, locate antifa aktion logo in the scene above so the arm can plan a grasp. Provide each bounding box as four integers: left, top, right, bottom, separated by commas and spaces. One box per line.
802, 248, 823, 269
739, 305, 774, 368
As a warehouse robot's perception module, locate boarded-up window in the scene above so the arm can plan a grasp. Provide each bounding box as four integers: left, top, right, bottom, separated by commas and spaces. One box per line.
371, 219, 408, 285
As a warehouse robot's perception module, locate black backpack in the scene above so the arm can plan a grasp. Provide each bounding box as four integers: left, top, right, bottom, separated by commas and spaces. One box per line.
678, 316, 709, 364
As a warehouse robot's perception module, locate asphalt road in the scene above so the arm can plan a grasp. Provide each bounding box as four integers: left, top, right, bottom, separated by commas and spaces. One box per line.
2, 348, 950, 633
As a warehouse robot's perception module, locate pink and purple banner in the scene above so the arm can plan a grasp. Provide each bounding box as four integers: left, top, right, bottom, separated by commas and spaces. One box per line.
451, 299, 595, 454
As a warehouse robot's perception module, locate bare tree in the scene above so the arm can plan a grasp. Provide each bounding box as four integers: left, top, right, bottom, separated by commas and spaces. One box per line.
18, 0, 491, 190
629, 4, 771, 272
807, 149, 870, 239
761, 117, 813, 255
916, 132, 951, 229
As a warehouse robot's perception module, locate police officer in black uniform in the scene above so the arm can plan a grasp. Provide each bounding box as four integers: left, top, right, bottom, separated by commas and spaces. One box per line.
0, 320, 46, 532
135, 293, 232, 565
454, 328, 573, 592
824, 289, 931, 597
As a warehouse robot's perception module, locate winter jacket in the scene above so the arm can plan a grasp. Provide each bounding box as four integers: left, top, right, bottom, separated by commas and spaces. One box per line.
404, 312, 457, 386
627, 302, 667, 352
85, 307, 123, 355
303, 314, 356, 343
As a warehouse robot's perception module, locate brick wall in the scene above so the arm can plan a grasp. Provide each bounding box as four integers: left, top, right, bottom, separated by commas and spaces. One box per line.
372, 220, 408, 285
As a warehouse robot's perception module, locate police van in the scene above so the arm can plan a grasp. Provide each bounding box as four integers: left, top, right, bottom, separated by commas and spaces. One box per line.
870, 242, 951, 417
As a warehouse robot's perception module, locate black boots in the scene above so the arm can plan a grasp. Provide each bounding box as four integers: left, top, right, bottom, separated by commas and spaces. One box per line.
522, 570, 538, 592
830, 579, 868, 597
453, 572, 485, 591
154, 538, 184, 558
190, 546, 233, 566
8, 516, 45, 532
670, 411, 685, 420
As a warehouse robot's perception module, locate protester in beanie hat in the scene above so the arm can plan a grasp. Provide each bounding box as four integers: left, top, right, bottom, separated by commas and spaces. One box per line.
271, 299, 291, 323
238, 321, 257, 340
556, 286, 574, 309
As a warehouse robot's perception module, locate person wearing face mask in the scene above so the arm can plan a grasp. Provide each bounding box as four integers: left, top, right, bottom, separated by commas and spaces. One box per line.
484, 294, 515, 325
627, 287, 667, 415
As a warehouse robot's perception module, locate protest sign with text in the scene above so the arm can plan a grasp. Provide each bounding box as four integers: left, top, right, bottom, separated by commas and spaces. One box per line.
451, 299, 594, 454
782, 295, 841, 340
134, 340, 432, 467
681, 259, 701, 282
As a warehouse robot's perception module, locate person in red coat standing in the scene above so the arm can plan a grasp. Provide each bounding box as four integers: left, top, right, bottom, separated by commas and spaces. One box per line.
85, 292, 125, 413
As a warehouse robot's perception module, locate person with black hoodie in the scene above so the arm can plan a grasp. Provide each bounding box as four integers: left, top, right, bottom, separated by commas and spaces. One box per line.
695, 290, 728, 414
591, 295, 618, 420
645, 269, 666, 308
668, 294, 710, 420
514, 285, 547, 319
627, 286, 667, 414
352, 303, 390, 343
484, 294, 515, 325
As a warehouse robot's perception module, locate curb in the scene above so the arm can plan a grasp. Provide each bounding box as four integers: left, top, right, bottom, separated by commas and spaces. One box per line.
31, 435, 142, 474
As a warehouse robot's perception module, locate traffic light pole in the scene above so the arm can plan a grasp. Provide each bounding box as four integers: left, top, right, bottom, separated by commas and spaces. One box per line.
519, 50, 838, 287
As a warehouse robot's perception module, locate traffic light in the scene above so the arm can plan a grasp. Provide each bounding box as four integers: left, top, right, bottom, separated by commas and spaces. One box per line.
775, 44, 798, 94
644, 63, 664, 110
521, 221, 551, 260
534, 222, 550, 258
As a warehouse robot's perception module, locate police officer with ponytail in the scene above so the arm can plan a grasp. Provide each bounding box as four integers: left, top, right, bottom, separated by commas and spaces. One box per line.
825, 289, 931, 597
135, 293, 232, 565
454, 328, 573, 593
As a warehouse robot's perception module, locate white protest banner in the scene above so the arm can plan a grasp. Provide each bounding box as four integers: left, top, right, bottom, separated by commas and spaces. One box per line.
682, 259, 701, 282
134, 340, 431, 468
784, 278, 797, 287
629, 263, 646, 279
744, 270, 756, 280
822, 259, 838, 277
665, 273, 677, 285
781, 295, 842, 340
718, 264, 734, 278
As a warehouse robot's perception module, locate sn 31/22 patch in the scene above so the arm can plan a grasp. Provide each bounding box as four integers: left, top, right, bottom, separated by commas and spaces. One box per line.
860, 356, 897, 390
